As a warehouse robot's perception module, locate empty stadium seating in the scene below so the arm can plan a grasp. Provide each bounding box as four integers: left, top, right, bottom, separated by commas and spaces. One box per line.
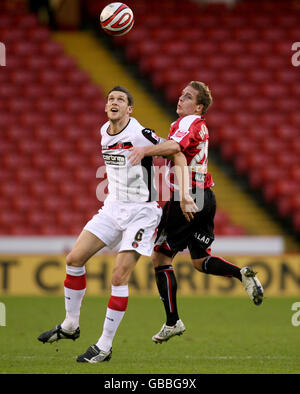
84, 0, 300, 234
2, 0, 296, 237
0, 4, 105, 235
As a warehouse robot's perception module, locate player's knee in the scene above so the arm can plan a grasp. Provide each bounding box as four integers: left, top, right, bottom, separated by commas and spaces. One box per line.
111, 271, 126, 286
66, 251, 85, 267
152, 253, 159, 268
152, 252, 171, 268
111, 264, 129, 286
152, 253, 163, 268
192, 258, 205, 272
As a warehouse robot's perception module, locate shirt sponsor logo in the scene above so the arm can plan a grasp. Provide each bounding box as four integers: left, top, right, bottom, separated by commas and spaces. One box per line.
171, 129, 189, 142
103, 153, 126, 166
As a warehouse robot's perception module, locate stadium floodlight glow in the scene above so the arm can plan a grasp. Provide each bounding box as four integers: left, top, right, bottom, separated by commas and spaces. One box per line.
0, 42, 6, 66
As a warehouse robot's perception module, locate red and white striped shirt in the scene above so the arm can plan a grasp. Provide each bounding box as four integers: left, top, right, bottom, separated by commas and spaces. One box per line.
167, 114, 214, 190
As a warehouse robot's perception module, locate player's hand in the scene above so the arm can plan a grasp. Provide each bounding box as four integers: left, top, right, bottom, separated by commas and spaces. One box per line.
128, 147, 146, 165
180, 194, 198, 222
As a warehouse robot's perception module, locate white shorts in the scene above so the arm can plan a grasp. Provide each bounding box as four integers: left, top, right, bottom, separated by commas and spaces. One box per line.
84, 199, 162, 256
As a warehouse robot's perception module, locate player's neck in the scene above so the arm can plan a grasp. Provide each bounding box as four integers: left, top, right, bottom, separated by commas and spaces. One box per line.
108, 116, 130, 135
177, 110, 203, 118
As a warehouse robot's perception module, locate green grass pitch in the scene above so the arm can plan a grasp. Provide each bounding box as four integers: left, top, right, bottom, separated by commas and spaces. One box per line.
0, 295, 299, 374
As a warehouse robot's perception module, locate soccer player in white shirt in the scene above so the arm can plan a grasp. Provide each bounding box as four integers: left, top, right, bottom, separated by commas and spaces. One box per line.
38, 86, 163, 363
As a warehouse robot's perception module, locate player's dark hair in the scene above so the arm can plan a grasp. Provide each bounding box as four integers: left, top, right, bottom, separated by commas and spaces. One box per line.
188, 81, 212, 114
107, 86, 134, 106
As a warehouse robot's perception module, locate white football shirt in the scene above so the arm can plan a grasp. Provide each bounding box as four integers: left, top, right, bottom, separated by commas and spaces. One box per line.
100, 117, 161, 202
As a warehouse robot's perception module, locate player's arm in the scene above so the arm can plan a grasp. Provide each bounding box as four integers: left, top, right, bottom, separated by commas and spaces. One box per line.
173, 152, 198, 222
128, 140, 180, 165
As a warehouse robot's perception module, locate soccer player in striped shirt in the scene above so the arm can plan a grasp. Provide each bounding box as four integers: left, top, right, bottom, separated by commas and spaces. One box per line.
129, 81, 264, 343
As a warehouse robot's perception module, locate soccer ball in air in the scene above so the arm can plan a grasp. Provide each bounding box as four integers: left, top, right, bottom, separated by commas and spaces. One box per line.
100, 2, 134, 36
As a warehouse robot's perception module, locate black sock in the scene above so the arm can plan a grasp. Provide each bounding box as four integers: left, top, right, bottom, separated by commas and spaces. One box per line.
202, 256, 242, 281
155, 265, 179, 326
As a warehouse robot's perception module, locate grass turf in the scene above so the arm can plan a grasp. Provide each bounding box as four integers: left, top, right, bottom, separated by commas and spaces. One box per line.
0, 295, 299, 374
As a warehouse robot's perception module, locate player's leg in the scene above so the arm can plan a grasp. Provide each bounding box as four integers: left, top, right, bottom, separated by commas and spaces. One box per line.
192, 254, 242, 280
151, 249, 186, 344
189, 188, 263, 305
38, 230, 107, 343
77, 201, 162, 361
77, 250, 140, 363
190, 189, 241, 279
151, 198, 191, 343
61, 230, 106, 332
189, 236, 264, 306
66, 228, 107, 267
153, 250, 179, 327
192, 254, 263, 305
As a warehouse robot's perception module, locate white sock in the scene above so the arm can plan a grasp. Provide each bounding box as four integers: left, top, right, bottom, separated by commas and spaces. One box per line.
61, 265, 86, 332
96, 285, 129, 352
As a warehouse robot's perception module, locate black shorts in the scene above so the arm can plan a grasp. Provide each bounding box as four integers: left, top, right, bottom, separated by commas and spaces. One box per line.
154, 188, 216, 259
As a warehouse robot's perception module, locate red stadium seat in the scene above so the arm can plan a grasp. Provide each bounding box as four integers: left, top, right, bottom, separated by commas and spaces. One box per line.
235, 152, 270, 175
26, 27, 50, 42
38, 224, 63, 235
125, 41, 158, 62
219, 40, 245, 55
17, 140, 46, 155
220, 139, 258, 162
11, 196, 40, 212
15, 167, 42, 183
31, 154, 60, 169
263, 180, 298, 203
62, 98, 88, 114
65, 70, 90, 85
274, 125, 299, 141
39, 41, 64, 57
273, 153, 298, 169
161, 41, 189, 57
0, 211, 24, 228
232, 54, 258, 70
249, 166, 285, 189
16, 14, 38, 28
10, 41, 37, 56
42, 196, 70, 212
9, 69, 36, 85
278, 195, 300, 218
44, 167, 73, 183
29, 182, 56, 198
293, 212, 300, 232
6, 97, 32, 113
260, 139, 286, 155
289, 166, 300, 182
79, 84, 104, 100
246, 69, 273, 83
51, 55, 77, 71
232, 27, 258, 41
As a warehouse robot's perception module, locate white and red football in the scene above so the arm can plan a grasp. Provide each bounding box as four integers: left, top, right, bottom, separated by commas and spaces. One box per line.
100, 2, 134, 36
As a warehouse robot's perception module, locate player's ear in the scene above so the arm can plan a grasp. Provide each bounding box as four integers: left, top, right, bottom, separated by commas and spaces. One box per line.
196, 104, 203, 114
128, 105, 133, 114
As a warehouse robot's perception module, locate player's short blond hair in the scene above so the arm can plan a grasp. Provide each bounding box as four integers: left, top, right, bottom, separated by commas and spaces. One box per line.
188, 81, 213, 114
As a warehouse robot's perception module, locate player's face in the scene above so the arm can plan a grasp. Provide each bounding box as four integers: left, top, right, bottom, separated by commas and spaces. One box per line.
176, 86, 202, 117
105, 91, 133, 121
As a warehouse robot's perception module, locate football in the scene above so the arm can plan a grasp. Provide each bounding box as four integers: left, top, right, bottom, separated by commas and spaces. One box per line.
100, 2, 134, 36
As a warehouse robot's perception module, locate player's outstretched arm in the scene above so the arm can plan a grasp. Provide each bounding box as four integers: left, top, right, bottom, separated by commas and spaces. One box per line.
128, 140, 180, 165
